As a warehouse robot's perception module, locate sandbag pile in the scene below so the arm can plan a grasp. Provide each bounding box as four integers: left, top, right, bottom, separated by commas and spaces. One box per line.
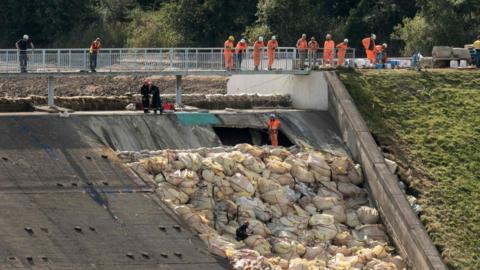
122, 144, 406, 270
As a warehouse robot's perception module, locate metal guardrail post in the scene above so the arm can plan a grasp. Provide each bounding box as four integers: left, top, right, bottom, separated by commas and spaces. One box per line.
69, 50, 72, 68
47, 75, 54, 107
109, 49, 112, 72
57, 50, 60, 71
185, 49, 188, 70
42, 50, 46, 70
83, 50, 87, 70
169, 49, 173, 68
175, 75, 182, 107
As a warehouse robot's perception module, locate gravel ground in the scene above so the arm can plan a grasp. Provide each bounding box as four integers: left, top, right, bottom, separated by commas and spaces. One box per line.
0, 75, 228, 97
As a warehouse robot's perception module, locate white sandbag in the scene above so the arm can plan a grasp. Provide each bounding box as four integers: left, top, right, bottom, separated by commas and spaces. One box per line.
338, 182, 363, 198
357, 206, 380, 224
258, 177, 281, 194
346, 210, 362, 228
154, 173, 165, 184
307, 153, 331, 176
291, 164, 315, 183
266, 158, 292, 174
271, 173, 295, 186
244, 235, 271, 255
270, 147, 291, 160
354, 225, 388, 242
309, 214, 335, 226
312, 196, 339, 210
157, 183, 189, 204
178, 153, 193, 170
323, 204, 347, 223
229, 173, 255, 195
289, 258, 311, 270
202, 169, 215, 183
191, 190, 215, 210
236, 164, 261, 182
243, 155, 266, 173
312, 224, 338, 241
228, 151, 246, 163
350, 164, 364, 185
272, 238, 293, 254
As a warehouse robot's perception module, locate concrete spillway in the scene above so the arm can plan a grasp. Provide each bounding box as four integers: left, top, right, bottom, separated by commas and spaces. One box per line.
0, 110, 344, 269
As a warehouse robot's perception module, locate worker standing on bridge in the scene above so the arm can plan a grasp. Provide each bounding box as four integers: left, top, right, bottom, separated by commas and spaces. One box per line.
15, 34, 34, 73
235, 38, 247, 70
323, 34, 335, 67
253, 37, 264, 71
140, 80, 151, 114
308, 37, 319, 69
224, 36, 235, 71
296, 34, 308, 70
362, 34, 376, 64
267, 113, 281, 147
267, 36, 278, 70
336, 39, 349, 66
89, 38, 102, 72
474, 35, 480, 68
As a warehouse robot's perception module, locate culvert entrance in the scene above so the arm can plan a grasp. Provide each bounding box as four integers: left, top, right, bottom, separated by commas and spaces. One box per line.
212, 127, 294, 147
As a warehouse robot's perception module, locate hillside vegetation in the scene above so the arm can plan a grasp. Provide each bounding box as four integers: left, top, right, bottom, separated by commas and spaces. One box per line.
1, 0, 479, 55
339, 69, 480, 269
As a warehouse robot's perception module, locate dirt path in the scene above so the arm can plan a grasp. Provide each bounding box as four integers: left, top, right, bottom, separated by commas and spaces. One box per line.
0, 75, 228, 97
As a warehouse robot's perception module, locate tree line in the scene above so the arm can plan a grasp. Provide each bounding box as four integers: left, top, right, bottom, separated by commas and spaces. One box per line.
0, 0, 478, 55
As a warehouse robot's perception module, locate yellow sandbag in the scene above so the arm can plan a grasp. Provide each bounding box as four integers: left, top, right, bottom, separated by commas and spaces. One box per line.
244, 235, 271, 256
157, 183, 189, 204
228, 150, 246, 163
291, 165, 315, 183
236, 164, 261, 182
270, 173, 295, 186
312, 196, 339, 210
142, 156, 169, 174
266, 159, 292, 174
309, 214, 335, 226
258, 177, 281, 194
312, 224, 338, 241
270, 147, 291, 160
243, 155, 266, 173
202, 169, 215, 182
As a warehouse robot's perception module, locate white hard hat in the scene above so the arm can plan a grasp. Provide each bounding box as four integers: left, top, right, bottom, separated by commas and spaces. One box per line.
326, 34, 332, 39
344, 38, 349, 43
272, 35, 276, 40
383, 43, 388, 48
269, 113, 276, 118
240, 38, 246, 43
258, 36, 264, 42
371, 34, 376, 40
23, 34, 29, 40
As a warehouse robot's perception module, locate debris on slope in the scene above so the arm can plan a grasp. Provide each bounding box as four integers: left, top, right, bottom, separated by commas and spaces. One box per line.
119, 144, 406, 270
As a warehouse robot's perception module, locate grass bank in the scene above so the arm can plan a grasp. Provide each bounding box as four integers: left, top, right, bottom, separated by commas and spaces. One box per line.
338, 69, 480, 270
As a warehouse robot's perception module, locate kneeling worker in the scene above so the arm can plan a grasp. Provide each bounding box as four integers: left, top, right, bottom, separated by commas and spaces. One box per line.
267, 113, 281, 147
235, 221, 250, 241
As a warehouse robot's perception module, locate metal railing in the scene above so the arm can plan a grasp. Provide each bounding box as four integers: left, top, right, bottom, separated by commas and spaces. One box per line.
0, 47, 356, 74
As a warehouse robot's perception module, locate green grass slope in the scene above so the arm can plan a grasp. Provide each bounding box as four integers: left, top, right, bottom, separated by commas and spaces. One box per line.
338, 69, 480, 270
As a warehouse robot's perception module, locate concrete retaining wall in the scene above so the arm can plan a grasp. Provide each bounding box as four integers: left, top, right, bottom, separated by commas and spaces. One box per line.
324, 71, 447, 270
0, 94, 291, 112
227, 72, 328, 110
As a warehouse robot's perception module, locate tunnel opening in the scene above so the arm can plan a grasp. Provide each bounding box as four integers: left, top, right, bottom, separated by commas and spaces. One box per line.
213, 127, 294, 147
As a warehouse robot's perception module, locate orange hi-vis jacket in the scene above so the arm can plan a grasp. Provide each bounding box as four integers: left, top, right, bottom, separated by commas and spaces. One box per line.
267, 118, 281, 131
297, 39, 308, 52
267, 40, 278, 54
224, 40, 234, 55
324, 40, 335, 51
336, 42, 348, 65
236, 42, 247, 54
362, 37, 376, 62
253, 41, 264, 66
89, 41, 101, 54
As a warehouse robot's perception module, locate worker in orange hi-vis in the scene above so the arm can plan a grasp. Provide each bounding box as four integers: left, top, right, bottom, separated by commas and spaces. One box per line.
323, 34, 335, 67
253, 36, 264, 71
362, 34, 376, 64
336, 39, 349, 66
235, 38, 247, 70
267, 113, 281, 147
296, 34, 308, 69
267, 36, 278, 70
224, 35, 235, 70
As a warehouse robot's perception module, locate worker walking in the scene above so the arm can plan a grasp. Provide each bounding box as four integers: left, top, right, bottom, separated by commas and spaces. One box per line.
296, 34, 308, 70
323, 34, 335, 67
89, 38, 102, 72
224, 36, 235, 71
267, 36, 278, 70
235, 38, 247, 70
308, 37, 319, 68
235, 221, 250, 241
15, 35, 34, 73
267, 113, 281, 147
336, 39, 349, 66
140, 80, 151, 114
150, 81, 163, 114
474, 35, 480, 68
362, 34, 376, 64
253, 37, 264, 71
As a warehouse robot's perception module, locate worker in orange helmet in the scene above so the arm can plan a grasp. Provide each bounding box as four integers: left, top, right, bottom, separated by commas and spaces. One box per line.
224, 35, 235, 70
253, 36, 264, 71
323, 34, 335, 67
267, 113, 281, 147
267, 36, 278, 70
235, 38, 248, 70
362, 34, 376, 64
296, 34, 308, 70
336, 39, 349, 66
